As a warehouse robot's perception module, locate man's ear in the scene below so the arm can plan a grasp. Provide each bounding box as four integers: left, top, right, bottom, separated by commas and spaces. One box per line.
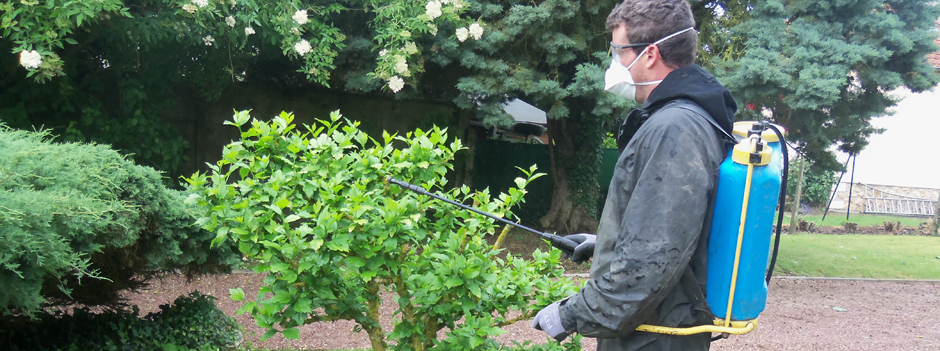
644, 44, 660, 69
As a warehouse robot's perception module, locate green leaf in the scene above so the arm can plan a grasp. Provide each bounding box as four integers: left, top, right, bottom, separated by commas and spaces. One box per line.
285, 214, 301, 223
230, 288, 245, 301
281, 270, 298, 283
261, 329, 277, 341
236, 301, 257, 315
360, 270, 378, 282
345, 257, 365, 269
309, 238, 324, 251
444, 278, 463, 288
270, 262, 290, 272
275, 198, 290, 209
295, 298, 312, 313
513, 177, 526, 189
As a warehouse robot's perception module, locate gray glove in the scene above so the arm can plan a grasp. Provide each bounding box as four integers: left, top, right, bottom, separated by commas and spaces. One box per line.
563, 233, 595, 264
531, 299, 571, 341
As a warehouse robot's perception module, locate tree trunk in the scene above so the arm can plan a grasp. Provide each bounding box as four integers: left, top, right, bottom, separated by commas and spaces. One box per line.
539, 117, 599, 235
789, 158, 806, 233
363, 280, 388, 351
932, 190, 940, 236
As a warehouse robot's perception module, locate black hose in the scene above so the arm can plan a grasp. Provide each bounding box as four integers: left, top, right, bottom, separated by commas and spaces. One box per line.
384, 177, 578, 255
764, 124, 788, 284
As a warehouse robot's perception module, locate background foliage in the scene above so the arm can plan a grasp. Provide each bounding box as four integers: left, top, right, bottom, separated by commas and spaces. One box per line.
186, 110, 577, 350
714, 0, 940, 171
0, 124, 239, 316
2, 0, 938, 232
787, 158, 837, 208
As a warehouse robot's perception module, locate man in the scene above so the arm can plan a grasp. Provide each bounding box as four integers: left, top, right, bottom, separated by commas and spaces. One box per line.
531, 0, 738, 350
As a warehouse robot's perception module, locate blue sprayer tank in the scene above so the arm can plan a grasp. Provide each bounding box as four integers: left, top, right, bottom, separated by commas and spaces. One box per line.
706, 122, 784, 321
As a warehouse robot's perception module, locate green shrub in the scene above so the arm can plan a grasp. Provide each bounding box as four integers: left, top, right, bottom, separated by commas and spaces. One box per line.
0, 292, 241, 351
0, 125, 239, 316
787, 158, 837, 207
186, 110, 578, 351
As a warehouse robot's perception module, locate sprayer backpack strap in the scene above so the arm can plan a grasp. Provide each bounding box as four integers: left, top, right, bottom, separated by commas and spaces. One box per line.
667, 99, 736, 145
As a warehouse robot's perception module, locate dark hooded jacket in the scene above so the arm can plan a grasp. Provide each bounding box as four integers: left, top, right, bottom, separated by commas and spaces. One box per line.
558, 65, 736, 351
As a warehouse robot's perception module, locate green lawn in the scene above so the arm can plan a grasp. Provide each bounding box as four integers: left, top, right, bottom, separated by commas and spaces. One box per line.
782, 213, 929, 228
773, 234, 940, 279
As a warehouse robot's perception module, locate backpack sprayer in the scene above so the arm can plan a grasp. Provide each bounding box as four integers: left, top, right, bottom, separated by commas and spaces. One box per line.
384, 177, 578, 256
387, 120, 788, 338
636, 120, 789, 337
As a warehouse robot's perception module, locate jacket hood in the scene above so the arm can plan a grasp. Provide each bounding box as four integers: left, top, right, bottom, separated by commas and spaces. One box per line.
641, 65, 737, 137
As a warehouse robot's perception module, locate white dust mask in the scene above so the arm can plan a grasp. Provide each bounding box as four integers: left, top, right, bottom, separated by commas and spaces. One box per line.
604, 27, 695, 101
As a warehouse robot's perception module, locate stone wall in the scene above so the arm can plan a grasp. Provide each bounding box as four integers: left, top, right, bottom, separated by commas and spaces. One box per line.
826, 182, 939, 217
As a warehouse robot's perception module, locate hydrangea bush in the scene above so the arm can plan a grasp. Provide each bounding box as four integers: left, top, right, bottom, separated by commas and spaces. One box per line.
185, 110, 578, 351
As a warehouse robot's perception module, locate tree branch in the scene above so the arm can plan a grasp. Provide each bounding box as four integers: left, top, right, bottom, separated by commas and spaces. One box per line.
494, 310, 537, 328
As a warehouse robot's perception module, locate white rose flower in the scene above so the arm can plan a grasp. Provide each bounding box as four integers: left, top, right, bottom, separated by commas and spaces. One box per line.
295, 39, 312, 56
379, 49, 388, 56
193, 0, 208, 8
244, 27, 255, 35
293, 10, 308, 25
456, 27, 469, 42
469, 23, 483, 40
182, 4, 197, 13
453, 0, 464, 9
442, 0, 450, 4
400, 30, 411, 38
425, 1, 442, 19
225, 16, 236, 27
428, 24, 438, 36
203, 35, 215, 46
388, 76, 405, 93
19, 50, 42, 69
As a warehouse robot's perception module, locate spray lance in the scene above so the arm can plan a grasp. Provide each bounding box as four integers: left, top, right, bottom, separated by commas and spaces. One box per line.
384, 177, 578, 257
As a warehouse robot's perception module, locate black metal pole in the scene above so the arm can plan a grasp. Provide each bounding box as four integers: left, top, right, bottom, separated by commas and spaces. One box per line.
822, 156, 851, 221
846, 154, 857, 221
385, 177, 577, 255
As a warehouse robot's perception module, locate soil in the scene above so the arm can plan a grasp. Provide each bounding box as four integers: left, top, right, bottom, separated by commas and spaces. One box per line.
117, 226, 940, 350
121, 274, 940, 351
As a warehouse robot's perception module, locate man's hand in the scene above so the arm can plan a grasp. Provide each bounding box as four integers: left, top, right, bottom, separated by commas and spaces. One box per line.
531, 299, 571, 342
563, 233, 595, 264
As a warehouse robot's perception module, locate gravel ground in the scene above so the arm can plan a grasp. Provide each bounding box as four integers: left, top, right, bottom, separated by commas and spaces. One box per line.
121, 273, 940, 350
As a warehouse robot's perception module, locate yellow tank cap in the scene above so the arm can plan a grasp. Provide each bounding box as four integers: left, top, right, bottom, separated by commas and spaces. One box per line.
732, 121, 786, 143
732, 139, 772, 166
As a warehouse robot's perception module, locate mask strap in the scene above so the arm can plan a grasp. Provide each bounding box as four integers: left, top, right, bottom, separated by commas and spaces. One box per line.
653, 27, 695, 45
626, 27, 695, 70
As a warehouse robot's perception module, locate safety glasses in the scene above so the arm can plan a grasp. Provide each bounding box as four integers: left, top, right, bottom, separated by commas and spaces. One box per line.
610, 41, 651, 61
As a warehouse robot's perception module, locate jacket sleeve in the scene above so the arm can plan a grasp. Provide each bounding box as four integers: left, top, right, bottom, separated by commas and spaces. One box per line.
559, 111, 716, 338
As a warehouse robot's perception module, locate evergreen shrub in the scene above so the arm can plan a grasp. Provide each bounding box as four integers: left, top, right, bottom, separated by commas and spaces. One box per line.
0, 292, 242, 351
0, 125, 239, 316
